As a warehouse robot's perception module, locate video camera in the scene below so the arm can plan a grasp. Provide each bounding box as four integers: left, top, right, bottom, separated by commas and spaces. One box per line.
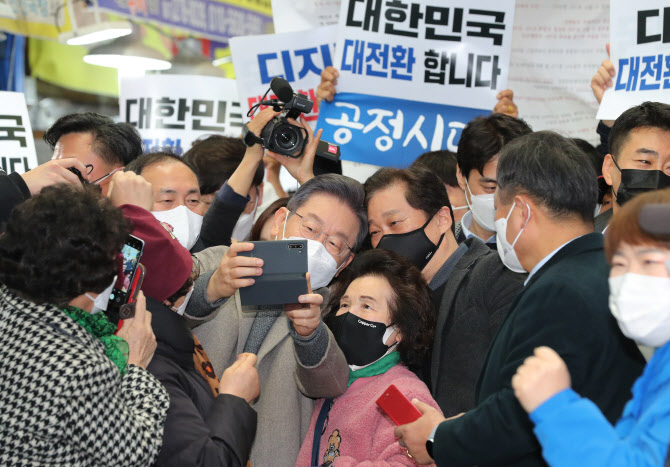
247, 77, 314, 157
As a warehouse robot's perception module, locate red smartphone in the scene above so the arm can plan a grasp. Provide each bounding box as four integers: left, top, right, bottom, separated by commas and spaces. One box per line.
376, 384, 423, 426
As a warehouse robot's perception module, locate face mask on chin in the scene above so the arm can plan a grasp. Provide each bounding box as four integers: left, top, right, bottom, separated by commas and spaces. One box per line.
609, 273, 670, 347
152, 205, 204, 251
376, 214, 444, 271
464, 178, 496, 232
612, 157, 670, 206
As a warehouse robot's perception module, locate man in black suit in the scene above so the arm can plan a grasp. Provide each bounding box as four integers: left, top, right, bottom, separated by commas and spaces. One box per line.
395, 131, 646, 466
365, 165, 525, 416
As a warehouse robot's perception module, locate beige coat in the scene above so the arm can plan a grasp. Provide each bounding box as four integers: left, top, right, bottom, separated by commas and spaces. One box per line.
188, 245, 349, 467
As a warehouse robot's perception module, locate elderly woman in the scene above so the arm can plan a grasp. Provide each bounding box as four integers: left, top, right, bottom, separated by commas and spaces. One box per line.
512, 188, 670, 466
295, 249, 442, 466
0, 185, 169, 465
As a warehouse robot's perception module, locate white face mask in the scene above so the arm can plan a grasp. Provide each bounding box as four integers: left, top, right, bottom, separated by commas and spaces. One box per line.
464, 178, 496, 232
172, 287, 194, 316
85, 275, 117, 315
495, 203, 530, 274
151, 205, 203, 251
609, 273, 670, 347
231, 194, 259, 242
451, 205, 469, 211
278, 212, 346, 289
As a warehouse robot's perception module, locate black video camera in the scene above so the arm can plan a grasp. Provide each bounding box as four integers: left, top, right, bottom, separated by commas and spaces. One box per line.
247, 77, 314, 157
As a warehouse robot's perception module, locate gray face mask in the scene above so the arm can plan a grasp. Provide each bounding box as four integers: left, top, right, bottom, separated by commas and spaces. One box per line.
85, 275, 117, 314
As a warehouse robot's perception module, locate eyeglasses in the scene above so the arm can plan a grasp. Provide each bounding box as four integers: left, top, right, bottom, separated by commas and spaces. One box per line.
84, 164, 121, 185
291, 211, 354, 257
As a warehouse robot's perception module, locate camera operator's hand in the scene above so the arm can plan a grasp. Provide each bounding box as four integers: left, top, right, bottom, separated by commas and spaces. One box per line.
246, 108, 281, 159
21, 158, 89, 195
117, 292, 157, 369
107, 171, 153, 211
206, 242, 263, 302
316, 66, 339, 106
285, 273, 323, 337
266, 115, 322, 185
591, 43, 616, 127
219, 353, 261, 403
493, 90, 518, 118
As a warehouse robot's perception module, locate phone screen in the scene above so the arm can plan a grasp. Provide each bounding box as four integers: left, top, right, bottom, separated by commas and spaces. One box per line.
108, 235, 144, 315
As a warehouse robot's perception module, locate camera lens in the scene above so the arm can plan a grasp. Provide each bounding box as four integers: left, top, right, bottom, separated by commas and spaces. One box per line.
274, 125, 299, 151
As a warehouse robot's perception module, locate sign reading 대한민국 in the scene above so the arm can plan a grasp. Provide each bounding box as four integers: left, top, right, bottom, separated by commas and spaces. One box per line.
318, 0, 515, 168
230, 25, 337, 124
120, 75, 243, 154
0, 91, 38, 175
597, 0, 670, 120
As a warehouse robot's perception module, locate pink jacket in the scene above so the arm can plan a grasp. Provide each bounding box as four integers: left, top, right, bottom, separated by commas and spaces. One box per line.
295, 363, 442, 467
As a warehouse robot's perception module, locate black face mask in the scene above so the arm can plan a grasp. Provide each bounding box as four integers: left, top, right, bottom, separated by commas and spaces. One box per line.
612, 158, 670, 206
376, 215, 444, 270
331, 312, 392, 367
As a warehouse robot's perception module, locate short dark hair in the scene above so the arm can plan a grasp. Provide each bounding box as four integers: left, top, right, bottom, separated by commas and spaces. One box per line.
183, 135, 263, 195
411, 150, 459, 187
250, 196, 290, 241
287, 174, 368, 251
457, 113, 532, 178
0, 184, 130, 306
609, 102, 670, 160
125, 148, 199, 185
364, 165, 454, 233
324, 249, 435, 375
44, 112, 143, 166
497, 131, 598, 223
573, 138, 608, 204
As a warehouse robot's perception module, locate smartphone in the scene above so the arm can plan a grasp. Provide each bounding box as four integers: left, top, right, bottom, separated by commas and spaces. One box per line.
106, 235, 145, 323
376, 384, 423, 426
238, 240, 308, 306
118, 264, 146, 321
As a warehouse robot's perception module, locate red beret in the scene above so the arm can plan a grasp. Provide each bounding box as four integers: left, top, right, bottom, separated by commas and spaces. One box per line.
120, 204, 193, 302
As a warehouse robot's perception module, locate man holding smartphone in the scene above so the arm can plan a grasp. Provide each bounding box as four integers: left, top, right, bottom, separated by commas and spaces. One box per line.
184, 144, 367, 466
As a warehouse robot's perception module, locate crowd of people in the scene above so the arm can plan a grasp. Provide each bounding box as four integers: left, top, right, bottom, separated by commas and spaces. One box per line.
1, 47, 670, 467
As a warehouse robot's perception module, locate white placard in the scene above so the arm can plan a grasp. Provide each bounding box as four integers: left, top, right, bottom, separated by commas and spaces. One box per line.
332, 0, 515, 111
597, 0, 670, 120
119, 75, 243, 154
230, 25, 337, 125
271, 0, 341, 33
0, 91, 38, 175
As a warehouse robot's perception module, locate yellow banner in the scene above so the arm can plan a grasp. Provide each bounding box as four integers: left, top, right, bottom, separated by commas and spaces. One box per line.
0, 0, 72, 40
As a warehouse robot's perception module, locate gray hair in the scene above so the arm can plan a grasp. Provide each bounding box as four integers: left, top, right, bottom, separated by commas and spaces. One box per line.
287, 174, 368, 251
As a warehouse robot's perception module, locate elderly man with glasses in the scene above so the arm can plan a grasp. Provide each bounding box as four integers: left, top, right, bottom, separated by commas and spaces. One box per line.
183, 173, 368, 467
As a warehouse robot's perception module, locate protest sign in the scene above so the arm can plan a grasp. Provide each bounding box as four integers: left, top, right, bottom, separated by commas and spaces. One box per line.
318, 0, 514, 167
271, 0, 342, 33
0, 91, 38, 175
597, 0, 670, 120
230, 25, 337, 124
120, 75, 243, 154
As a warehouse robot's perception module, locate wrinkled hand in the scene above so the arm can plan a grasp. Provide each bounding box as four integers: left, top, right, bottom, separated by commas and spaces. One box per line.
21, 158, 89, 195
316, 66, 339, 105
206, 242, 263, 302
117, 292, 156, 369
512, 346, 572, 414
394, 400, 446, 465
493, 89, 518, 118
285, 273, 323, 337
107, 171, 153, 210
219, 353, 261, 403
266, 115, 322, 185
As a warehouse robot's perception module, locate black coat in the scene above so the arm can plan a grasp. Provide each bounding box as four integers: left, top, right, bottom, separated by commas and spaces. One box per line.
431, 238, 525, 416
433, 233, 645, 467
0, 170, 30, 231
145, 298, 257, 467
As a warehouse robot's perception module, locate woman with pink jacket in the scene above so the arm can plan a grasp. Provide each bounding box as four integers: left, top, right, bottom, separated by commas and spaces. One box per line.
296, 249, 442, 467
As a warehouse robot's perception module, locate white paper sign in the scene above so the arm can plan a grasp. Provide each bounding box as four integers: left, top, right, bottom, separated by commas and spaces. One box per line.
119, 75, 243, 154
0, 91, 38, 175
230, 25, 337, 125
332, 0, 515, 111
271, 0, 341, 33
597, 0, 670, 120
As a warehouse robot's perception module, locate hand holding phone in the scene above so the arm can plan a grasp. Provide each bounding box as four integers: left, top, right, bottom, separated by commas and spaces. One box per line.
376, 384, 423, 426
119, 264, 146, 320
106, 235, 145, 324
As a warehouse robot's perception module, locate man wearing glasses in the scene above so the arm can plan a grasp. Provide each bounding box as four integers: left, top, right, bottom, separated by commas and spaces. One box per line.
184, 173, 367, 467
